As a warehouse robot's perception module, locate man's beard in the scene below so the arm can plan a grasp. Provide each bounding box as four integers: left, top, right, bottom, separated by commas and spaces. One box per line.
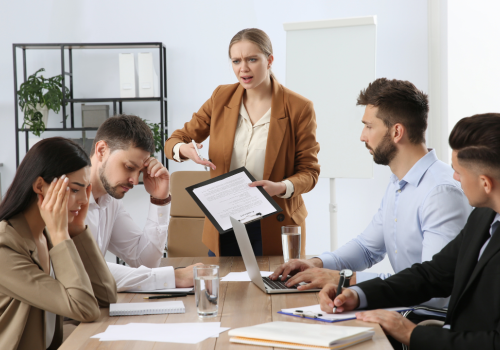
366, 131, 398, 166
99, 160, 133, 199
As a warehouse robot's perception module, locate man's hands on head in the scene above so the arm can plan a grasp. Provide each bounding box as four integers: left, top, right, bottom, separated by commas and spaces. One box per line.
142, 157, 170, 201
174, 263, 203, 288
355, 310, 416, 346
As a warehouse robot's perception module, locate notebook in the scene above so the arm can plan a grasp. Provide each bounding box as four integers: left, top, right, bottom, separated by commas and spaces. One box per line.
228, 321, 374, 350
109, 301, 185, 316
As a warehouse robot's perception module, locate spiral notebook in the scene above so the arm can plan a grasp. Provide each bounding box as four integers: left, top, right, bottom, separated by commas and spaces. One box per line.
109, 301, 185, 316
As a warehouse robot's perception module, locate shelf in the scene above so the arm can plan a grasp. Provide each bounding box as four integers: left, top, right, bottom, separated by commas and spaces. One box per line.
13, 42, 165, 50
64, 97, 167, 103
18, 127, 99, 132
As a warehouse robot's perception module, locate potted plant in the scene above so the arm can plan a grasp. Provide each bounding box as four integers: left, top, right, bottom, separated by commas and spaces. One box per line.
143, 119, 164, 155
17, 68, 69, 137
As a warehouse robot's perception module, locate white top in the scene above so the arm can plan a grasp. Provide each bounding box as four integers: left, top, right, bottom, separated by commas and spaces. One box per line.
173, 102, 294, 198
45, 261, 56, 349
85, 192, 175, 292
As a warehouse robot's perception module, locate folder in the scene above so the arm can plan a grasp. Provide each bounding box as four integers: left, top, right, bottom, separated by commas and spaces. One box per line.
229, 321, 374, 350
138, 52, 159, 97
119, 53, 136, 98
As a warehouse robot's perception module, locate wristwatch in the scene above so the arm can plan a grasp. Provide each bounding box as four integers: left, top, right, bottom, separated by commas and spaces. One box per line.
339, 269, 353, 287
150, 194, 172, 206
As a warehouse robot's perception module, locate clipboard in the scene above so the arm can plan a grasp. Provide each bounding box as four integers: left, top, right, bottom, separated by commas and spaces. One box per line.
185, 167, 282, 234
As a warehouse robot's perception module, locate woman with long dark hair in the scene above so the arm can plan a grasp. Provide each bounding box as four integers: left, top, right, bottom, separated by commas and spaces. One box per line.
0, 137, 116, 350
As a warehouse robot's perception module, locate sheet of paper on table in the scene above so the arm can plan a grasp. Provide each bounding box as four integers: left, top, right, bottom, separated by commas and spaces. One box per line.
91, 322, 230, 344
221, 271, 273, 282
280, 304, 413, 323
121, 288, 193, 294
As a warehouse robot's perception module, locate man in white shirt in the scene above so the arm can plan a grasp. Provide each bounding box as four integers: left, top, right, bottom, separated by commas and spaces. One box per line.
85, 114, 197, 291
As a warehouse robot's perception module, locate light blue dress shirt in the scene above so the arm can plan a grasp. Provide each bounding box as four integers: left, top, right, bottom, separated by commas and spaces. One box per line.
320, 150, 471, 310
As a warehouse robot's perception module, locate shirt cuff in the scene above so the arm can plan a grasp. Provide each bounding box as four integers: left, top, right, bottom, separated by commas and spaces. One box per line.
315, 253, 338, 270
277, 180, 295, 199
147, 201, 170, 226
349, 286, 368, 309
355, 272, 379, 284
173, 142, 189, 162
152, 266, 176, 289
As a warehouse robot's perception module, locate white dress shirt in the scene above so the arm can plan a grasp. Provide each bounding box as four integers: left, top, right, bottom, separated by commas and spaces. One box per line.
173, 101, 294, 197
45, 262, 56, 349
85, 192, 175, 292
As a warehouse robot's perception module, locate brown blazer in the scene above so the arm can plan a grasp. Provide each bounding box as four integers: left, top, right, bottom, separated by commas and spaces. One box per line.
165, 78, 320, 256
0, 213, 117, 350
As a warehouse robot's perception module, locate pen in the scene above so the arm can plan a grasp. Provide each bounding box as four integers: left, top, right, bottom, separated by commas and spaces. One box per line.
191, 139, 209, 171
143, 294, 188, 299
191, 139, 203, 161
332, 274, 345, 313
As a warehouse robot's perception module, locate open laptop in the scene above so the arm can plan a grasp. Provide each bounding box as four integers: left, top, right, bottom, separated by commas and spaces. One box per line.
230, 216, 321, 294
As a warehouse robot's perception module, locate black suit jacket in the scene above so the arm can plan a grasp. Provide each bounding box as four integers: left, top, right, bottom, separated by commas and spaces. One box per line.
355, 207, 500, 350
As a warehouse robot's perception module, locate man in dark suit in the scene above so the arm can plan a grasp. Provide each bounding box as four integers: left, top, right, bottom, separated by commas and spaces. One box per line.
319, 113, 500, 349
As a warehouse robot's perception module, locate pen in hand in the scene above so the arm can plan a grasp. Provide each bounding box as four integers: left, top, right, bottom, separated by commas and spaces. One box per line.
332, 274, 345, 313
191, 140, 210, 171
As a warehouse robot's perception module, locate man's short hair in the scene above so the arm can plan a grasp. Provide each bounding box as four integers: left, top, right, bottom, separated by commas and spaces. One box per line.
449, 113, 500, 179
91, 114, 155, 155
357, 78, 429, 144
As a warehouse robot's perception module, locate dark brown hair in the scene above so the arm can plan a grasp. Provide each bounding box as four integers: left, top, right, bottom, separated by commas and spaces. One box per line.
357, 78, 429, 144
0, 137, 90, 221
228, 28, 276, 80
91, 114, 155, 155
449, 113, 500, 177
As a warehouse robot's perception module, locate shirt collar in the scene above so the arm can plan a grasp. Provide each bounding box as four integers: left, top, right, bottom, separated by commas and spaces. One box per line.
89, 191, 112, 209
239, 101, 271, 127
390, 149, 438, 187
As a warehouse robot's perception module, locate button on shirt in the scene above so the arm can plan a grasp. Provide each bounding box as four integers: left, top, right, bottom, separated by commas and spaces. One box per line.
173, 101, 294, 198
319, 150, 472, 310
85, 192, 175, 292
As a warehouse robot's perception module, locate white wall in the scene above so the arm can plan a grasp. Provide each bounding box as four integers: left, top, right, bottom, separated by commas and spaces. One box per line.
448, 0, 500, 134
0, 0, 428, 274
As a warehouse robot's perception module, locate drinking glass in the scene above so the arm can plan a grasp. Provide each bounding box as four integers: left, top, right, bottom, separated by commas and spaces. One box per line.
281, 225, 301, 263
194, 265, 219, 318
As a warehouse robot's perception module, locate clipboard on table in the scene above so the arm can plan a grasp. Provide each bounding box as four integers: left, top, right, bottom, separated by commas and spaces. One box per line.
186, 167, 282, 234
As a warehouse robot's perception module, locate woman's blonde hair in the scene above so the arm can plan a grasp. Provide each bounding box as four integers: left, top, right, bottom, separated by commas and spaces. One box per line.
228, 28, 276, 80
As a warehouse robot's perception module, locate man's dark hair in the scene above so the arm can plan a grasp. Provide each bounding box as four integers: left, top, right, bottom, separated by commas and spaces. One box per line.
91, 114, 155, 155
357, 78, 429, 144
449, 113, 500, 178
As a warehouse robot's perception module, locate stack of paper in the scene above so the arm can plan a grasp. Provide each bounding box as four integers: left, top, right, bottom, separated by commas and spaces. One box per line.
92, 322, 230, 344
229, 321, 374, 350
221, 271, 273, 281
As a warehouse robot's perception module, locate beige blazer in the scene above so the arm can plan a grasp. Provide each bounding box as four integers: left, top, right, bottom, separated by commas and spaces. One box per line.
0, 213, 117, 350
165, 78, 320, 256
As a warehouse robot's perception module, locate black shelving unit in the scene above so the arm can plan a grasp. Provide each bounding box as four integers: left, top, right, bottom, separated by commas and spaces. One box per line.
13, 42, 168, 168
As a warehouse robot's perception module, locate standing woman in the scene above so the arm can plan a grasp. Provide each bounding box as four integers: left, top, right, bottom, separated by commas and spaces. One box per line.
0, 137, 116, 350
166, 28, 320, 257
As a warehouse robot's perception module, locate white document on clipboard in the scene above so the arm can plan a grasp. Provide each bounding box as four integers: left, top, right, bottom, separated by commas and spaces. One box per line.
188, 168, 282, 233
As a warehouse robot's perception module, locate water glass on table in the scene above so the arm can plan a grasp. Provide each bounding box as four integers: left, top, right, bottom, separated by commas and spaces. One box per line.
194, 265, 219, 318
281, 225, 301, 263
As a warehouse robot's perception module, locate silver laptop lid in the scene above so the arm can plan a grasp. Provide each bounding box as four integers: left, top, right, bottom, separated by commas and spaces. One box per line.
230, 217, 267, 292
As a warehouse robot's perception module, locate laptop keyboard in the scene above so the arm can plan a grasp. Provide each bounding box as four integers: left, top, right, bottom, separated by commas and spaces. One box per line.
262, 276, 298, 290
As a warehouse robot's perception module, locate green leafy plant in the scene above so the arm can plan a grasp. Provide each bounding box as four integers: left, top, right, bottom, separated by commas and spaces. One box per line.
143, 119, 164, 154
17, 68, 69, 136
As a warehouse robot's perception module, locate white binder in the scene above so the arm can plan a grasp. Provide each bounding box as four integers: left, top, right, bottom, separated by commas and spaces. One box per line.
138, 52, 159, 97
119, 53, 136, 98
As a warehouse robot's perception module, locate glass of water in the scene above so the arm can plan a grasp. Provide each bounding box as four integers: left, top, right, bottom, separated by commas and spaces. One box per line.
282, 225, 301, 263
194, 265, 219, 318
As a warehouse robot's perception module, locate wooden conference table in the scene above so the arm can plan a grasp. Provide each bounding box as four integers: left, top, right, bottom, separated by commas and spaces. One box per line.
61, 256, 393, 350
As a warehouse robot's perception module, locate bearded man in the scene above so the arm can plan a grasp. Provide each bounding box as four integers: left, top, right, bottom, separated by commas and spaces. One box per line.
270, 78, 471, 328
